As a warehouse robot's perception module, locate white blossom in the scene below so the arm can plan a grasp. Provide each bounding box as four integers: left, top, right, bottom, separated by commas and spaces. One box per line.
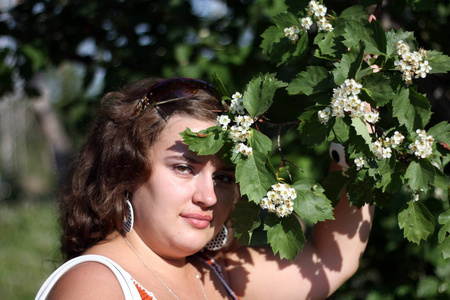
318, 107, 331, 124
260, 183, 297, 218
301, 17, 313, 31
396, 40, 431, 84
408, 129, 434, 158
216, 115, 231, 130
354, 156, 366, 170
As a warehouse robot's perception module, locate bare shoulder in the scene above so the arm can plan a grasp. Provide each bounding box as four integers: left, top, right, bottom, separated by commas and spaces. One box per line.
47, 261, 125, 300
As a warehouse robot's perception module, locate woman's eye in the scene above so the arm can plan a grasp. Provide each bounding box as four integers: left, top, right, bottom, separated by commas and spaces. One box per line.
174, 164, 194, 175
213, 174, 235, 184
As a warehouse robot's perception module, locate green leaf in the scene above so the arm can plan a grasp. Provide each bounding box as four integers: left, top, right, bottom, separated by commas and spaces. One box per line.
398, 200, 435, 244
405, 160, 435, 193
339, 5, 369, 21
332, 117, 351, 143
369, 20, 387, 54
243, 73, 287, 117
232, 200, 262, 245
298, 107, 333, 147
351, 118, 373, 151
211, 72, 231, 99
292, 179, 334, 223
426, 50, 450, 74
265, 213, 306, 261
427, 121, 450, 145
361, 72, 402, 106
321, 170, 348, 204
392, 87, 431, 133
314, 32, 347, 60
332, 42, 367, 85
261, 26, 285, 56
342, 19, 384, 55
438, 210, 450, 259
438, 210, 450, 244
287, 66, 333, 96
236, 151, 275, 203
249, 129, 273, 155
385, 29, 415, 57
180, 127, 225, 155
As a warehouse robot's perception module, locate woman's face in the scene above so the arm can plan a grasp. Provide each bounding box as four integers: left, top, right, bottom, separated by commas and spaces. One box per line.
131, 114, 238, 259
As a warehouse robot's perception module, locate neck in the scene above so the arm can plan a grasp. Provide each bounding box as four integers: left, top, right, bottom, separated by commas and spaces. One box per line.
123, 231, 190, 271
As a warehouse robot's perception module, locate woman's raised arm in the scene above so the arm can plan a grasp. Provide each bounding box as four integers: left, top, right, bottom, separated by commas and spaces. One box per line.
224, 161, 374, 300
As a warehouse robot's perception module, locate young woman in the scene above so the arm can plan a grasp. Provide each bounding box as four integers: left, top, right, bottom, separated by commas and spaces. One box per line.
36, 78, 374, 300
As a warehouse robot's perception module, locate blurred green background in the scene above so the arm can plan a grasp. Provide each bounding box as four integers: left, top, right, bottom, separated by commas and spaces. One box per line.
0, 0, 449, 299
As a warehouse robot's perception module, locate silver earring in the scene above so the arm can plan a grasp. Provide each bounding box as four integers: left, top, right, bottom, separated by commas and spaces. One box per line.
205, 225, 228, 251
122, 194, 134, 233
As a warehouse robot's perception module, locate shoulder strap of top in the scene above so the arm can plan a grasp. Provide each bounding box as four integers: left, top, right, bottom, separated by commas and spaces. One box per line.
196, 254, 241, 300
35, 254, 141, 300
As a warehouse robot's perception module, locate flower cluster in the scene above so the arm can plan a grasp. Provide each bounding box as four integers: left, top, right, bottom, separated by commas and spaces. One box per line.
260, 183, 297, 218
284, 25, 301, 42
395, 40, 432, 85
354, 156, 366, 170
372, 131, 405, 160
318, 79, 379, 124
307, 0, 333, 32
216, 92, 254, 157
229, 92, 245, 114
408, 129, 434, 158
284, 1, 333, 43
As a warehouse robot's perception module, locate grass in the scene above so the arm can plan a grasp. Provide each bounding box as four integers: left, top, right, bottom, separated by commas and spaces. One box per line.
0, 200, 61, 300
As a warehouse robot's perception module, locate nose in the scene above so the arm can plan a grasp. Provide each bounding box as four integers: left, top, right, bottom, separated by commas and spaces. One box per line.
192, 173, 217, 207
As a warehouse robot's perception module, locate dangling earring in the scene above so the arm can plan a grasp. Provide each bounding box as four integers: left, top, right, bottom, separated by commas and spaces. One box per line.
122, 193, 134, 234
205, 225, 228, 251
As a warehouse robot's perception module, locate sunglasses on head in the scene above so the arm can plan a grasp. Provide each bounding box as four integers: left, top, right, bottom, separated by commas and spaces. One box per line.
134, 78, 222, 117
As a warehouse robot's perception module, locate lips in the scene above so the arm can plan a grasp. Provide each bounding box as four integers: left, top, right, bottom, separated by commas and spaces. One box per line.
181, 213, 212, 229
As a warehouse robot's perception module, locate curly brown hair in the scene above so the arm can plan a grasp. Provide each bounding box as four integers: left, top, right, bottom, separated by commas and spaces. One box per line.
59, 78, 226, 260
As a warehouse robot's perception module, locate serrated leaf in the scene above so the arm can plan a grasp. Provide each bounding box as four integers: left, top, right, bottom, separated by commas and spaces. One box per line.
361, 72, 402, 106
427, 50, 450, 74
314, 32, 347, 60
332, 117, 350, 143
249, 129, 273, 155
405, 160, 435, 193
287, 66, 333, 96
385, 29, 415, 57
298, 107, 333, 146
232, 200, 262, 245
265, 213, 306, 261
332, 42, 366, 85
339, 5, 369, 21
342, 19, 384, 55
291, 179, 334, 223
398, 200, 435, 244
236, 151, 275, 203
427, 121, 450, 145
392, 87, 431, 133
438, 210, 450, 259
438, 237, 450, 260
438, 210, 450, 244
180, 127, 225, 155
351, 118, 373, 151
272, 11, 302, 28
369, 20, 387, 54
243, 73, 287, 117
261, 26, 285, 56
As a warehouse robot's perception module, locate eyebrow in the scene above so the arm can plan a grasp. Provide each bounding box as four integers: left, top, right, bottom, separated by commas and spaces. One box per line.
166, 153, 235, 172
